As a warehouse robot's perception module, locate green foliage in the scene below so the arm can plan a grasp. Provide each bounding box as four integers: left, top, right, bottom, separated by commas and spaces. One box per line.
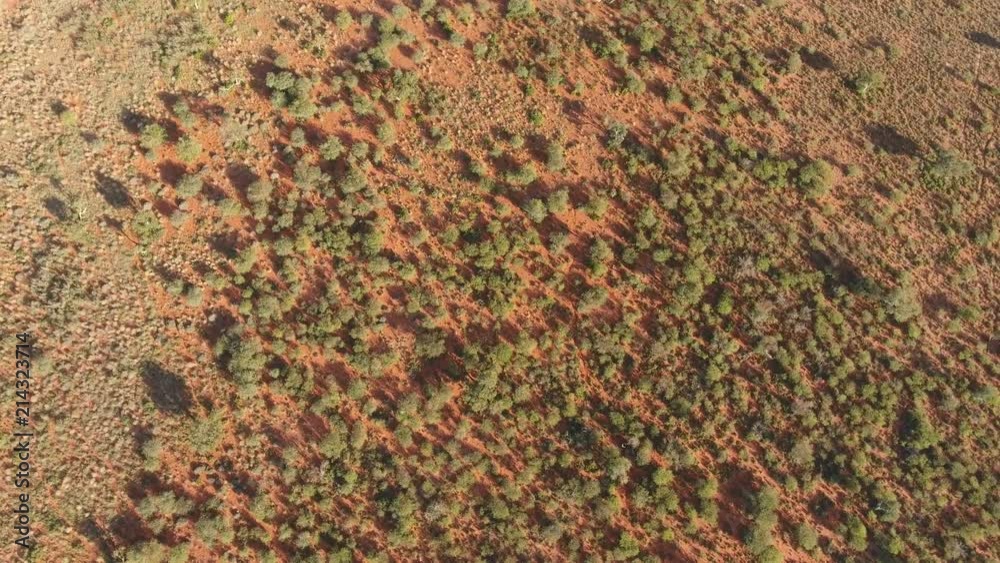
785, 52, 802, 74
132, 210, 163, 243
746, 486, 780, 558
796, 523, 818, 551
579, 286, 608, 312
632, 21, 664, 53
505, 162, 538, 186
922, 149, 974, 189
140, 123, 167, 151
175, 174, 203, 199
588, 238, 613, 276
266, 67, 317, 119
172, 100, 196, 127
188, 410, 224, 454
195, 513, 234, 547
339, 165, 369, 194
885, 276, 922, 324
585, 194, 609, 219
247, 178, 274, 204
321, 137, 346, 160
845, 514, 868, 551
294, 160, 330, 192
415, 329, 447, 359
351, 93, 376, 117
546, 188, 569, 214
546, 140, 565, 171
523, 198, 547, 223
233, 245, 258, 274
851, 70, 884, 97
606, 122, 628, 149
176, 136, 202, 163
335, 10, 353, 30
126, 541, 169, 563
377, 121, 397, 145
902, 405, 940, 451
798, 159, 834, 199
621, 72, 646, 94
613, 531, 642, 560
506, 0, 535, 20
216, 329, 268, 388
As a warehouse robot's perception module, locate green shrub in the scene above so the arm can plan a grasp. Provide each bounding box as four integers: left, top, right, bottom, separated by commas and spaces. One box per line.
588, 238, 612, 275
886, 276, 921, 323
798, 159, 834, 199
351, 93, 376, 116
613, 531, 641, 560
622, 72, 646, 94
506, 0, 535, 20
546, 188, 570, 214
746, 487, 780, 557
132, 210, 163, 243
505, 162, 538, 186
176, 136, 202, 163
377, 121, 397, 145
523, 199, 548, 223
606, 122, 628, 149
140, 123, 167, 151
632, 21, 664, 53
175, 174, 203, 199
546, 140, 565, 171
321, 137, 346, 160
247, 179, 274, 204
188, 410, 224, 454
579, 286, 608, 312
335, 10, 353, 30
845, 515, 868, 551
796, 523, 818, 551
172, 100, 196, 127
922, 149, 974, 189
585, 194, 609, 219
851, 70, 884, 97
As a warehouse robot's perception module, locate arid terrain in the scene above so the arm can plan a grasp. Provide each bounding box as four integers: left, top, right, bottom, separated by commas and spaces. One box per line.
0, 0, 997, 561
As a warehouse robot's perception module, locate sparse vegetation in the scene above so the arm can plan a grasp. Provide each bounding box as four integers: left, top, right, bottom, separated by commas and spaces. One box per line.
3, 0, 996, 561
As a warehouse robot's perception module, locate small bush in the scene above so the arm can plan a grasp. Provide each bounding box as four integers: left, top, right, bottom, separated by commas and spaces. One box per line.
546, 188, 570, 214
606, 122, 628, 149
247, 179, 274, 204
132, 210, 163, 243
321, 137, 346, 160
851, 70, 884, 97
140, 123, 167, 151
798, 159, 834, 199
523, 199, 548, 223
335, 10, 353, 30
506, 0, 535, 20
505, 163, 538, 186
546, 140, 565, 171
188, 410, 225, 454
922, 149, 974, 189
175, 174, 203, 199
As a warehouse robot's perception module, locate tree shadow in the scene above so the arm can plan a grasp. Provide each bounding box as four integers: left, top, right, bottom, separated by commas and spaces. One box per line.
43, 196, 71, 221
800, 49, 835, 71
157, 161, 188, 186
967, 31, 1000, 49
119, 108, 148, 135
140, 361, 193, 415
864, 123, 919, 156
76, 518, 116, 562
94, 172, 134, 209
225, 162, 258, 198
